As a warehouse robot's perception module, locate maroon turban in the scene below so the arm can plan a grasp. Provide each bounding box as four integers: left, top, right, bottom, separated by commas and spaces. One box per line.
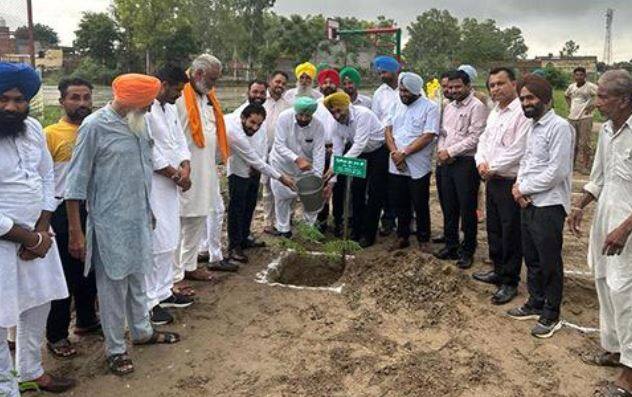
518, 74, 552, 104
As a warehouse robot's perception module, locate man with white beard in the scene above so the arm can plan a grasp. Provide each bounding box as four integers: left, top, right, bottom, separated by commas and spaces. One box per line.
176, 54, 237, 293
65, 73, 181, 375
284, 62, 323, 104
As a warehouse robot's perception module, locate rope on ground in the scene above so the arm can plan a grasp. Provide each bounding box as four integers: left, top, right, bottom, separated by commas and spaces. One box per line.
562, 320, 599, 334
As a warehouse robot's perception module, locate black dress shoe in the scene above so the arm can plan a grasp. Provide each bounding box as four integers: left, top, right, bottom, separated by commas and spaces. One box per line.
434, 247, 459, 260
358, 238, 374, 248
492, 285, 518, 305
456, 255, 473, 269
243, 236, 266, 249
432, 235, 446, 244
472, 270, 501, 285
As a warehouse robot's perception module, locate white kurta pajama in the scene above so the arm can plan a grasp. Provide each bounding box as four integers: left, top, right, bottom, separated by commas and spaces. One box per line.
584, 115, 632, 367
269, 108, 326, 232
175, 92, 223, 274
146, 100, 191, 309
0, 118, 68, 391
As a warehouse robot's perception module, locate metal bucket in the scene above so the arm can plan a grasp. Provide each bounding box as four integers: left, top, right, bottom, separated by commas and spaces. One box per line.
296, 173, 324, 212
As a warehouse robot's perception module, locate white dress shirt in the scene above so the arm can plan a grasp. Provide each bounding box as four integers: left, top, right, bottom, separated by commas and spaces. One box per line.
475, 97, 531, 178
584, 114, 632, 291
353, 93, 372, 109
331, 105, 385, 158
263, 93, 292, 151
225, 116, 281, 180
372, 83, 399, 123
386, 97, 440, 179
517, 109, 575, 214
269, 108, 326, 177
0, 117, 68, 327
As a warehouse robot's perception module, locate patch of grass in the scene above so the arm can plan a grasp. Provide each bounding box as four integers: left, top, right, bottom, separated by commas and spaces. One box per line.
323, 239, 362, 258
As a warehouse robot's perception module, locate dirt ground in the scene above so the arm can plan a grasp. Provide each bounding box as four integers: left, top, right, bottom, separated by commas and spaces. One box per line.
46, 173, 613, 397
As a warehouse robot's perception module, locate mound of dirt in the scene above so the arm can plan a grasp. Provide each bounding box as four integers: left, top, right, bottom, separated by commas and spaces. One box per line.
342, 250, 468, 326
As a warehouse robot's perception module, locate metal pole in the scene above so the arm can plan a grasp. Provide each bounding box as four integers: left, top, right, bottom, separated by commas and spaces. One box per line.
26, 0, 35, 67
342, 175, 352, 266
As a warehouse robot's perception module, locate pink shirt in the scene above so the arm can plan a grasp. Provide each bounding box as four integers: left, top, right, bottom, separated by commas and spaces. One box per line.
475, 97, 531, 178
438, 92, 488, 157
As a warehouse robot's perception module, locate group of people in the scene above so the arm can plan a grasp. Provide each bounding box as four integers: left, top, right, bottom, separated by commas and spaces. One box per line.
1, 51, 631, 396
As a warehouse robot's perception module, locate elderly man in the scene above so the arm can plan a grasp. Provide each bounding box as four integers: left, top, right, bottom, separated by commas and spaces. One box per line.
506, 74, 574, 339
145, 65, 193, 326
65, 73, 181, 375
372, 55, 401, 236
435, 70, 488, 269
568, 70, 632, 397
226, 104, 294, 261
176, 54, 236, 288
324, 92, 388, 247
284, 62, 323, 103
565, 66, 598, 174
385, 72, 440, 251
269, 97, 327, 237
44, 77, 100, 359
473, 67, 530, 305
340, 66, 372, 109
0, 62, 74, 395
262, 71, 292, 234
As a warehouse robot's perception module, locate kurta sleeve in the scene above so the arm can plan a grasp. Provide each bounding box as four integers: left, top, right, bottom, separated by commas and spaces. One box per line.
312, 123, 326, 177
519, 123, 574, 196
146, 121, 170, 171
425, 103, 440, 135
446, 101, 487, 157
36, 124, 57, 212
584, 128, 605, 199
173, 112, 191, 165
331, 124, 346, 157
64, 122, 98, 201
0, 212, 14, 236
273, 115, 299, 163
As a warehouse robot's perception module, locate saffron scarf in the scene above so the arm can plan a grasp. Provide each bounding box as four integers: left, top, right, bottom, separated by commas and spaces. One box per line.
182, 82, 229, 163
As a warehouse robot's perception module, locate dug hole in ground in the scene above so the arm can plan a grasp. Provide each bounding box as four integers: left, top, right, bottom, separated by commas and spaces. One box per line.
47, 172, 607, 396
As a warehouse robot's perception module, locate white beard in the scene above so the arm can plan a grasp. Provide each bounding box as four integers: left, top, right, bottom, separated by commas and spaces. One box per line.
126, 110, 147, 136
194, 79, 211, 94
296, 85, 313, 98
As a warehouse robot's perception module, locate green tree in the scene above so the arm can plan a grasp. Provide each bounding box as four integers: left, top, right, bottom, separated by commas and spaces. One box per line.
403, 9, 460, 77
560, 40, 580, 57
112, 0, 200, 72
233, 0, 276, 78
73, 12, 120, 68
15, 23, 59, 48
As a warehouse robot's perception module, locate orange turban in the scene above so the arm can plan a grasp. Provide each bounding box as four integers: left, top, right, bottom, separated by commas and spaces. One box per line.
112, 73, 161, 108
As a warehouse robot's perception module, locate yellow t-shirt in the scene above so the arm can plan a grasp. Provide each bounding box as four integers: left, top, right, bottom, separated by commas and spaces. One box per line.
44, 119, 79, 203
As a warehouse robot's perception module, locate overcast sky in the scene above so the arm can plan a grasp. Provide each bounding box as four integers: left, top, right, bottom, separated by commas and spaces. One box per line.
3, 0, 630, 62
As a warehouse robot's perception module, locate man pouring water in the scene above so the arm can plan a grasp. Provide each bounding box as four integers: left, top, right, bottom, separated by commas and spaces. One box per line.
269, 97, 329, 238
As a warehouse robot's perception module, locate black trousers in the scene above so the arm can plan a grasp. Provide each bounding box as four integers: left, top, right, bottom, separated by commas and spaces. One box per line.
439, 156, 480, 256
522, 205, 566, 321
435, 164, 446, 233
46, 202, 98, 344
318, 146, 347, 228
228, 173, 260, 250
352, 145, 389, 243
486, 177, 522, 287
389, 173, 431, 242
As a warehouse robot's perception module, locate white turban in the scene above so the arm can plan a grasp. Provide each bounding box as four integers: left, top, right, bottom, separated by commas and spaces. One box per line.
458, 64, 477, 81
398, 72, 424, 96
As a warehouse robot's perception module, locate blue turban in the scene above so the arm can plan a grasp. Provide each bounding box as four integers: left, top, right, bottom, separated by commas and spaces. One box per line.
0, 62, 41, 100
373, 56, 400, 73
398, 72, 424, 96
